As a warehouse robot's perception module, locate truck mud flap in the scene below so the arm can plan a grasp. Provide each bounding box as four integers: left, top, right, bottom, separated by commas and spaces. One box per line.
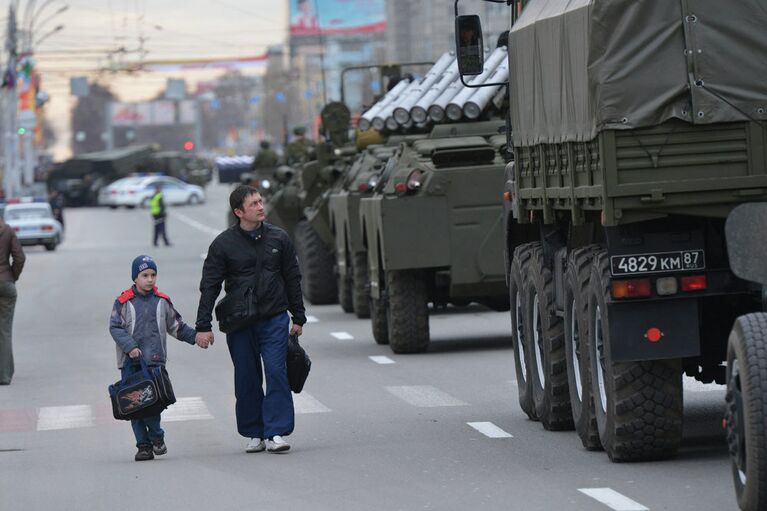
608, 299, 700, 362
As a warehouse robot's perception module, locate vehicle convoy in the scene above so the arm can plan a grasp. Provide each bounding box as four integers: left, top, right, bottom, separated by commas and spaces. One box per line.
456, 0, 767, 464
356, 44, 512, 354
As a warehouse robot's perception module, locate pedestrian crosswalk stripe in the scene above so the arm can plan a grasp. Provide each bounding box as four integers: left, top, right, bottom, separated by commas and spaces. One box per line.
163, 397, 214, 422
385, 385, 467, 407
369, 356, 396, 365
37, 405, 95, 431
578, 488, 649, 511
306, 316, 320, 323
467, 422, 513, 438
331, 332, 354, 340
293, 393, 331, 414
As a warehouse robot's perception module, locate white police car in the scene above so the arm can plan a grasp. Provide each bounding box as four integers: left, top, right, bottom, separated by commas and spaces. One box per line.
3, 201, 63, 251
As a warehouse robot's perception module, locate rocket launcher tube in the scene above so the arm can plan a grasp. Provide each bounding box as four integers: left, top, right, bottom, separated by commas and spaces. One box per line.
411, 60, 459, 124
445, 46, 507, 121
463, 58, 509, 120
372, 76, 424, 132
392, 52, 454, 125
358, 78, 411, 131
427, 47, 491, 123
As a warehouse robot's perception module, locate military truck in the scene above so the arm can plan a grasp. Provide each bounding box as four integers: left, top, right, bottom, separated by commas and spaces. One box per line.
456, 0, 767, 462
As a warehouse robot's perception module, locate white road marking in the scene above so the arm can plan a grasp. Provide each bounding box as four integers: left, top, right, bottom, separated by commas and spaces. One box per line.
171, 212, 220, 237
578, 488, 649, 511
293, 393, 331, 414
37, 405, 95, 431
369, 356, 396, 365
331, 331, 354, 340
385, 385, 467, 407
306, 315, 320, 323
467, 422, 513, 438
163, 397, 214, 422
683, 376, 726, 392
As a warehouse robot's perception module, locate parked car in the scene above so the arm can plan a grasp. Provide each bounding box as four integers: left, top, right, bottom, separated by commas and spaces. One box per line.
97, 175, 205, 208
3, 201, 63, 251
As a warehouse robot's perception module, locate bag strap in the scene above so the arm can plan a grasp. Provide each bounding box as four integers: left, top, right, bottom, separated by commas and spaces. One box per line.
122, 356, 152, 384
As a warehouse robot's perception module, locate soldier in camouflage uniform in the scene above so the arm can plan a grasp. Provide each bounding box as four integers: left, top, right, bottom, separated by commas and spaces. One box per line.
285, 126, 316, 166
250, 141, 279, 174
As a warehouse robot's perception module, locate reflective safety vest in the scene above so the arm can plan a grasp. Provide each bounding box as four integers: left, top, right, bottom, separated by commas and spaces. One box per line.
150, 193, 163, 216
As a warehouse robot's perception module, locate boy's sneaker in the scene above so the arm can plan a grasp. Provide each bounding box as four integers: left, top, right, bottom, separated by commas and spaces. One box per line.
152, 440, 167, 456
246, 437, 265, 453
267, 435, 290, 453
135, 446, 154, 461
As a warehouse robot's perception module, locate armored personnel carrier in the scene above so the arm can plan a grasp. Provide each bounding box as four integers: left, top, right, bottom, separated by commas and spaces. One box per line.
457, 0, 767, 464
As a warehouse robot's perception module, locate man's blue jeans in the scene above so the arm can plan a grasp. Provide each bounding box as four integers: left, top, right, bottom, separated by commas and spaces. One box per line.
226, 312, 294, 439
121, 362, 165, 448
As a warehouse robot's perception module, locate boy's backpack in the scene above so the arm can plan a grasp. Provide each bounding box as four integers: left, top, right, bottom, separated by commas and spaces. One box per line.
109, 358, 176, 420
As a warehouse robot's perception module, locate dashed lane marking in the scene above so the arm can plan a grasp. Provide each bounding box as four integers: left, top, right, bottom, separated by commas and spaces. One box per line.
306, 316, 319, 323
467, 422, 513, 438
385, 385, 467, 407
163, 397, 214, 422
330, 332, 354, 340
369, 356, 396, 365
578, 488, 649, 511
37, 405, 95, 431
171, 212, 220, 237
293, 393, 331, 414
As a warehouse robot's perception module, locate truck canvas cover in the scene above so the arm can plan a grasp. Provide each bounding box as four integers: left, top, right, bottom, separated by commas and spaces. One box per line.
508, 0, 767, 146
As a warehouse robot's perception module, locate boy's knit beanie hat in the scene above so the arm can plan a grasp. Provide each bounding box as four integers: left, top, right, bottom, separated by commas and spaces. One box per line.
132, 255, 158, 280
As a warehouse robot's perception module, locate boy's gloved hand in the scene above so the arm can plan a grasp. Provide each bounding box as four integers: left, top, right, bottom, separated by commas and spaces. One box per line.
128, 348, 142, 359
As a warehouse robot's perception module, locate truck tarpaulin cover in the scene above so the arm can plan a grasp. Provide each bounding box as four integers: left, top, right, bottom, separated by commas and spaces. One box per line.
508, 0, 767, 147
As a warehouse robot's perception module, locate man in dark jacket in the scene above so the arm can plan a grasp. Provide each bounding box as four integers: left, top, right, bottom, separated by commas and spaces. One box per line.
0, 217, 25, 385
195, 185, 306, 453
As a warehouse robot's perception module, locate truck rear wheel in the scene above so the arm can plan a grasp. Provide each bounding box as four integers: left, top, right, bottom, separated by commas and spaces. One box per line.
564, 246, 602, 450
370, 294, 389, 345
510, 242, 537, 421
588, 250, 683, 461
725, 313, 767, 511
526, 245, 573, 430
294, 220, 338, 305
337, 254, 354, 313
387, 270, 430, 354
352, 251, 371, 319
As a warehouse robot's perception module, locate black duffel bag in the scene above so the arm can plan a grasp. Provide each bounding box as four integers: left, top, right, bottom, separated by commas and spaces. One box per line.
287, 335, 311, 393
109, 358, 176, 421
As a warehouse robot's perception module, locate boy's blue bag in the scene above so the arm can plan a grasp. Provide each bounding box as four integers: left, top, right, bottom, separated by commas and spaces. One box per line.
109, 358, 176, 421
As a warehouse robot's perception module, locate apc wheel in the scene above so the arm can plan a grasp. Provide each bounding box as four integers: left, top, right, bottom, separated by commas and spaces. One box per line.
725, 314, 767, 511
387, 270, 430, 354
294, 221, 338, 305
526, 245, 573, 430
337, 254, 354, 313
370, 295, 389, 345
510, 242, 537, 420
352, 251, 371, 319
564, 246, 602, 450
588, 250, 683, 461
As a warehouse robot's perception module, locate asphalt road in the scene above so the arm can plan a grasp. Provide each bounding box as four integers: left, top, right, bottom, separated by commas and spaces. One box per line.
0, 183, 736, 511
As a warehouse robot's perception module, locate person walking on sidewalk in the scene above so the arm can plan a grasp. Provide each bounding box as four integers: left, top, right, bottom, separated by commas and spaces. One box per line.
109, 255, 205, 461
150, 185, 171, 246
195, 184, 306, 453
0, 216, 25, 385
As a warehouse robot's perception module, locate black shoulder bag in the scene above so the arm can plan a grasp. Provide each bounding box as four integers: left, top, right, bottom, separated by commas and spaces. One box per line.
214, 237, 264, 334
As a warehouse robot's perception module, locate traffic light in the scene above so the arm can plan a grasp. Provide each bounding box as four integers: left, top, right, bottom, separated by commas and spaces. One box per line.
17, 127, 26, 135
183, 140, 194, 151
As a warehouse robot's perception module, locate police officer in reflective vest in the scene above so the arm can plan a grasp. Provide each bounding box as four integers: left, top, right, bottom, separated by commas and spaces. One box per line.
150, 185, 171, 246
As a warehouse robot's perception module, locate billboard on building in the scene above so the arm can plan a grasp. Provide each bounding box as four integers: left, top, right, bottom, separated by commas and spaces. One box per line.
290, 0, 386, 36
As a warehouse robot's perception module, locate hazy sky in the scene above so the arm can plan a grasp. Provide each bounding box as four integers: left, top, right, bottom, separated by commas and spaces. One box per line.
2, 0, 289, 157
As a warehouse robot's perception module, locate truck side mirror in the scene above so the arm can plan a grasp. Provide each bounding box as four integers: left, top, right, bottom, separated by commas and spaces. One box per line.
455, 15, 484, 76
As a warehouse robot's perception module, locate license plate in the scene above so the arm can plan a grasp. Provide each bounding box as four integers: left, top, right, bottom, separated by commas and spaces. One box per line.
610, 250, 705, 276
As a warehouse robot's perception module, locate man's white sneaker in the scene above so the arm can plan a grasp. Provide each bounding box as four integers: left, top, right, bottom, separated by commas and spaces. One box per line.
267, 435, 290, 453
246, 438, 265, 453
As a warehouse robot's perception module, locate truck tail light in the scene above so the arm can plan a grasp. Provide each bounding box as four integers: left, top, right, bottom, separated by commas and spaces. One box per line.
681, 275, 707, 292
611, 278, 651, 299
655, 277, 678, 296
